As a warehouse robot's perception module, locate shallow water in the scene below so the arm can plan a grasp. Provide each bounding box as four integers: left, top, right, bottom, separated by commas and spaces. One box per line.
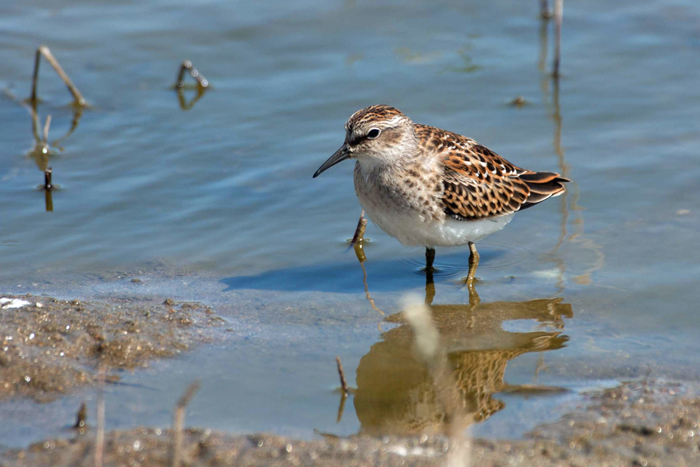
1, 0, 700, 450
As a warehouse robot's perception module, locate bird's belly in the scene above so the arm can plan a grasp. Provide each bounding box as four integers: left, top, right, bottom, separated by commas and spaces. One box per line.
359, 192, 514, 247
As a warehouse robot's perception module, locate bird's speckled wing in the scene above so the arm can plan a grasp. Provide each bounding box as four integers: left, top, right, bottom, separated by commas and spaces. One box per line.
415, 124, 569, 221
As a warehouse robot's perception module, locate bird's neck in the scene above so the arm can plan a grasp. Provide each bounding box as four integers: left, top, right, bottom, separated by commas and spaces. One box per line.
355, 149, 429, 190
357, 131, 421, 174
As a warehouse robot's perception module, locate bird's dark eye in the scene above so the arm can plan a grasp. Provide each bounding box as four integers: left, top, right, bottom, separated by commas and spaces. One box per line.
367, 128, 381, 139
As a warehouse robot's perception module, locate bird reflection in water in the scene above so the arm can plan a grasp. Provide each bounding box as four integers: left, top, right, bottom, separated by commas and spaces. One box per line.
348, 243, 572, 437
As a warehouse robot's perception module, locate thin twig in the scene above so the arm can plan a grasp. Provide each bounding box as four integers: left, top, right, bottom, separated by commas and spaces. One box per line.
29, 100, 41, 142
31, 45, 88, 106
335, 356, 349, 395
74, 401, 87, 429
350, 210, 367, 246
31, 48, 41, 102
553, 0, 563, 77
175, 60, 209, 89
94, 365, 106, 467
171, 380, 201, 467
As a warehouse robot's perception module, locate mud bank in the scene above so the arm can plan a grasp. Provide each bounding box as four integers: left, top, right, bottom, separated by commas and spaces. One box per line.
2, 379, 698, 466
0, 294, 223, 402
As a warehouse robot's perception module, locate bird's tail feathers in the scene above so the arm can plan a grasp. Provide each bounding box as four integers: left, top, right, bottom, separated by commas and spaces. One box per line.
519, 172, 570, 209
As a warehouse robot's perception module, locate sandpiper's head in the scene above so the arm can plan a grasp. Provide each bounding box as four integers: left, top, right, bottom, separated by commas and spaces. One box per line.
313, 105, 415, 178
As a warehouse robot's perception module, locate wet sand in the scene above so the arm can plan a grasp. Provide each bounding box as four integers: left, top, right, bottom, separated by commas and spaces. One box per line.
0, 294, 223, 402
1, 291, 699, 465
1, 378, 697, 466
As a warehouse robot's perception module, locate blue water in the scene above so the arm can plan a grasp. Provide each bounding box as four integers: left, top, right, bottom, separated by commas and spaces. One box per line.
1, 0, 699, 449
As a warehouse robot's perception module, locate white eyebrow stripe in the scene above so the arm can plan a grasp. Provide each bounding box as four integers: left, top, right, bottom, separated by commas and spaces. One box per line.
382, 115, 403, 127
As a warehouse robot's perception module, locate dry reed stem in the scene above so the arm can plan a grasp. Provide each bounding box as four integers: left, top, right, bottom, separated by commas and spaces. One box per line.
31, 45, 87, 106
335, 356, 349, 395
170, 380, 201, 467
74, 401, 87, 429
176, 60, 209, 89
94, 365, 106, 467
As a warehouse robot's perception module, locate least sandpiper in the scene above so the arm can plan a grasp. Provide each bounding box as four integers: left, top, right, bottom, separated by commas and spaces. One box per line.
313, 105, 569, 286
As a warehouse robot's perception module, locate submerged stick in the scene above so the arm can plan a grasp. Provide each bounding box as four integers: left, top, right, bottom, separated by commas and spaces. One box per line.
171, 380, 201, 467
31, 45, 87, 106
29, 100, 41, 142
175, 60, 209, 89
335, 356, 349, 395
31, 49, 40, 101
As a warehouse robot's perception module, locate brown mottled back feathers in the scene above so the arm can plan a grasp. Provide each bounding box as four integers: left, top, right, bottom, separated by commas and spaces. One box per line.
414, 124, 569, 221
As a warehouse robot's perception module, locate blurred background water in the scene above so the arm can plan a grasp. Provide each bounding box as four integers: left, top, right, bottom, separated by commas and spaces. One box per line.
1, 0, 699, 449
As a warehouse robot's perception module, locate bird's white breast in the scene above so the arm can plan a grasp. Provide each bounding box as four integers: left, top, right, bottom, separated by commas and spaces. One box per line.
361, 198, 513, 247
354, 161, 513, 247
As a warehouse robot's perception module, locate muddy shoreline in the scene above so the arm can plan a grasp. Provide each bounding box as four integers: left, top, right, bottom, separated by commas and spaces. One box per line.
1, 379, 698, 466
1, 293, 699, 466
0, 294, 223, 402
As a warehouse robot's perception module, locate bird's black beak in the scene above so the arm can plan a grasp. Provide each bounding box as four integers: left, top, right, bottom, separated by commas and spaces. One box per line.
313, 144, 350, 178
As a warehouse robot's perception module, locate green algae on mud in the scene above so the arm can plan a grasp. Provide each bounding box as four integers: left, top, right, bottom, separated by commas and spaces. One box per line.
1, 379, 698, 466
0, 294, 223, 402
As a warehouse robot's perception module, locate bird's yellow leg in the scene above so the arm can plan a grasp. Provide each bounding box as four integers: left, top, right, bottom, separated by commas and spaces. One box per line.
465, 241, 480, 298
